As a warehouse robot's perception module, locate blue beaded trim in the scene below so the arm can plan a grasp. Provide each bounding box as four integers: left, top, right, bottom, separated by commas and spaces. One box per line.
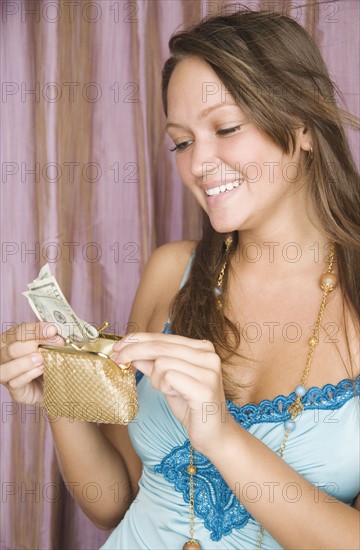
154, 439, 252, 541
227, 376, 359, 429
152, 323, 360, 540
154, 375, 358, 541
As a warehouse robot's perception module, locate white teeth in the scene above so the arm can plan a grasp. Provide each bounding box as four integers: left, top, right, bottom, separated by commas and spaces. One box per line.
205, 180, 243, 196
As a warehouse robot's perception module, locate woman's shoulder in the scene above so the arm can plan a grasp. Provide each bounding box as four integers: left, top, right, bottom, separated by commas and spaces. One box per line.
152, 239, 197, 264
127, 240, 198, 334
141, 238, 198, 287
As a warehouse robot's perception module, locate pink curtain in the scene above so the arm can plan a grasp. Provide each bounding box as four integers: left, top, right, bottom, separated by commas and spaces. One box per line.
1, 1, 358, 548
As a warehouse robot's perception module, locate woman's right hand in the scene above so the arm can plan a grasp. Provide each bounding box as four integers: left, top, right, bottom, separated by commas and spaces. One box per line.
0, 322, 64, 406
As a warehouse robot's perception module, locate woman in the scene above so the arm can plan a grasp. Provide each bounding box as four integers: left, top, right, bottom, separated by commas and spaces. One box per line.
1, 9, 359, 550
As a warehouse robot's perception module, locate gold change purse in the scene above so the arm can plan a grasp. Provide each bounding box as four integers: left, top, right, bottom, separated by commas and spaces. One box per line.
39, 326, 138, 424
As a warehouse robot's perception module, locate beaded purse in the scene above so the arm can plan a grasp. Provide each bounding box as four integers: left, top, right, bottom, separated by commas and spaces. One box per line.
39, 325, 138, 424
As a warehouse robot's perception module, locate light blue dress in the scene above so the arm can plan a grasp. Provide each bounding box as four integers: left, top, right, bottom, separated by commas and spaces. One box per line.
101, 253, 360, 549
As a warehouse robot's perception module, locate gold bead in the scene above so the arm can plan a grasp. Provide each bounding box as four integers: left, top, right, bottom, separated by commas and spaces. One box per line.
182, 540, 201, 550
187, 465, 197, 475
225, 236, 233, 248
320, 272, 337, 291
308, 336, 318, 347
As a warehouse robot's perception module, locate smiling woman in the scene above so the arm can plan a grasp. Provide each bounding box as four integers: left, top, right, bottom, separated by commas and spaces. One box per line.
165, 56, 310, 234
99, 8, 360, 550
1, 6, 359, 550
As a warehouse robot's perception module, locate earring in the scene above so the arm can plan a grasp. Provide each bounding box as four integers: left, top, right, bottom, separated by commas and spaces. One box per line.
309, 145, 313, 161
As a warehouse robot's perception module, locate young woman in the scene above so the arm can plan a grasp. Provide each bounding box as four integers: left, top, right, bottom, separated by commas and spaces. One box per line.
1, 9, 359, 550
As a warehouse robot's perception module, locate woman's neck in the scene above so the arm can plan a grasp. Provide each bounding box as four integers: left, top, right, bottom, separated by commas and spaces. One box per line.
232, 227, 332, 281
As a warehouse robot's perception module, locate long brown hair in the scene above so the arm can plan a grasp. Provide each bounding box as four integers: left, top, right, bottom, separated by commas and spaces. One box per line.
162, 9, 360, 395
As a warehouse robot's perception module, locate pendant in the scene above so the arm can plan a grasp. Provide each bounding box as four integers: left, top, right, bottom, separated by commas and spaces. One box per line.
182, 540, 201, 549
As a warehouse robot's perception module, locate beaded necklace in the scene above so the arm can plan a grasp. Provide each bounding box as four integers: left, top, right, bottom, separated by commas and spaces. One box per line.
182, 237, 337, 550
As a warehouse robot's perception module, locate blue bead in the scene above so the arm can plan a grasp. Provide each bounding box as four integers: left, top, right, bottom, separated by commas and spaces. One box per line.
284, 420, 296, 431
213, 287, 222, 296
295, 385, 306, 397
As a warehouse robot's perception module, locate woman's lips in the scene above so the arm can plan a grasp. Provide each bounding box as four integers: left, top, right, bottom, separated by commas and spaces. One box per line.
203, 180, 244, 206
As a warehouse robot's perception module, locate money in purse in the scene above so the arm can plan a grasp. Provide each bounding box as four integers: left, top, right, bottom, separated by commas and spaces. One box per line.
23, 264, 138, 424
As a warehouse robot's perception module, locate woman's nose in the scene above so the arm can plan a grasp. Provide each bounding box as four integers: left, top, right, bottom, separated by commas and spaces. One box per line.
189, 139, 219, 181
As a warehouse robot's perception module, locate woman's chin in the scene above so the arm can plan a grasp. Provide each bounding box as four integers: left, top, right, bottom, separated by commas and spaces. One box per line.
209, 220, 241, 234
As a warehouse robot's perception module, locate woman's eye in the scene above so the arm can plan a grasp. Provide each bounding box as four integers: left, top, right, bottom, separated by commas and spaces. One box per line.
169, 140, 193, 152
216, 125, 242, 136
169, 125, 242, 152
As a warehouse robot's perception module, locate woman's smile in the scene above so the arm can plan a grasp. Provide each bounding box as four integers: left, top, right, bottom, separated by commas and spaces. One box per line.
203, 178, 245, 207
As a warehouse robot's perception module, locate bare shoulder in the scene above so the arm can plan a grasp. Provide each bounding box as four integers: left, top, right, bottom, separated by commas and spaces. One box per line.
151, 239, 197, 262
151, 239, 198, 276
127, 239, 198, 335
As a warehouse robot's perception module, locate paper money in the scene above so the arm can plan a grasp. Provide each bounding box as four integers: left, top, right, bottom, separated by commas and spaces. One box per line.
23, 264, 99, 342
27, 263, 52, 288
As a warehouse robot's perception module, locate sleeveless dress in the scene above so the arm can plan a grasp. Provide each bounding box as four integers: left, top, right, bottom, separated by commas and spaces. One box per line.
100, 253, 360, 550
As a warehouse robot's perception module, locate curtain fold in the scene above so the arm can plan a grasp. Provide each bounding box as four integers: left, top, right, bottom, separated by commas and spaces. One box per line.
1, 1, 358, 548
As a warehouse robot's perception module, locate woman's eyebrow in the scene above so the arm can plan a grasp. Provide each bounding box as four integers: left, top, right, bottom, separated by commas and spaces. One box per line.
165, 101, 239, 131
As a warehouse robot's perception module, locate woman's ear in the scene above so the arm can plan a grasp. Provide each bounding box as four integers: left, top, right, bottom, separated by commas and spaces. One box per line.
298, 124, 313, 153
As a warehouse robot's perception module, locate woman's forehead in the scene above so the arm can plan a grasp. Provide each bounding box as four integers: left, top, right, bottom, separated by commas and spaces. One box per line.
167, 58, 239, 118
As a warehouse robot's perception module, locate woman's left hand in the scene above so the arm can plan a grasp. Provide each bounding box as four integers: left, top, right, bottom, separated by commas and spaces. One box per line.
111, 332, 234, 454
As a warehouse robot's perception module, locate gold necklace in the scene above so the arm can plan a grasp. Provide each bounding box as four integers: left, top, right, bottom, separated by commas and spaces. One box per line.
182, 238, 337, 550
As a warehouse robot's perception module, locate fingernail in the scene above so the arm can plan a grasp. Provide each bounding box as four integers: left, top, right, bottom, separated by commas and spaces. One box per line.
31, 353, 43, 366
110, 353, 119, 362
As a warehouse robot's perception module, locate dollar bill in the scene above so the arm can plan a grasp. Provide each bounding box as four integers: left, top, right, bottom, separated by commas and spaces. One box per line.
26, 263, 52, 289
23, 264, 99, 342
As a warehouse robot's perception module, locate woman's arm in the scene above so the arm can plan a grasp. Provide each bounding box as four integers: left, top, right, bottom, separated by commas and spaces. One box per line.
206, 417, 360, 550
48, 417, 133, 530
58, 240, 195, 528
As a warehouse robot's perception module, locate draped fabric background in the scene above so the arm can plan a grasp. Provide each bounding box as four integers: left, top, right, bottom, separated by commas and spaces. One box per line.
1, 1, 359, 548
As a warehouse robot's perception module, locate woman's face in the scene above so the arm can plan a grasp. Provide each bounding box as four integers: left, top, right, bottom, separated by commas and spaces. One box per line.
166, 56, 310, 235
